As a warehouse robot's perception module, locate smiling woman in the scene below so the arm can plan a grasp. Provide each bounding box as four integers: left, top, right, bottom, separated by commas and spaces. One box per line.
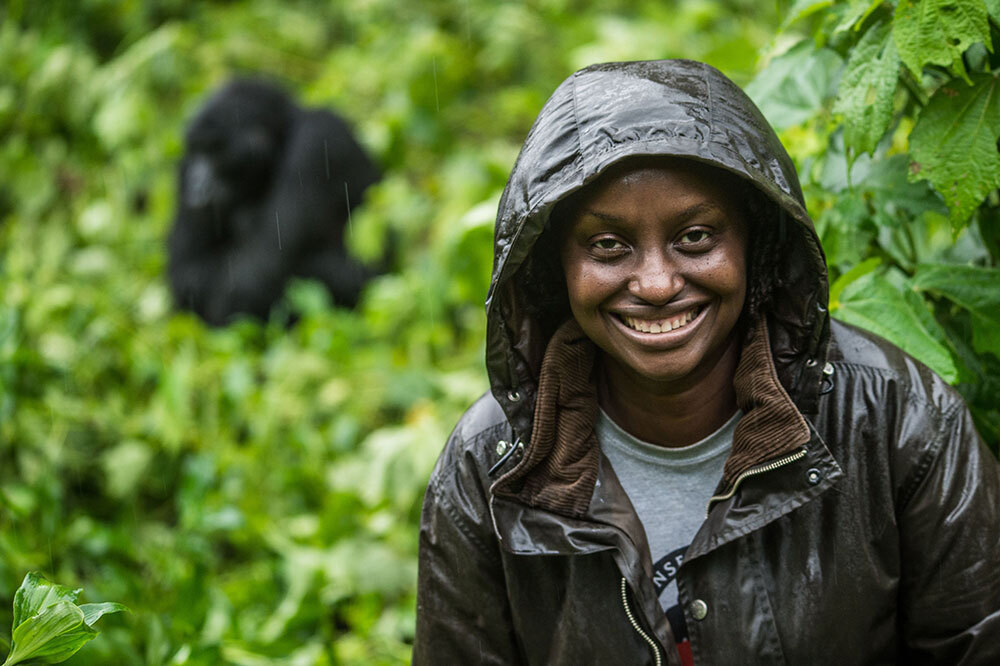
558, 159, 748, 447
414, 59, 1000, 666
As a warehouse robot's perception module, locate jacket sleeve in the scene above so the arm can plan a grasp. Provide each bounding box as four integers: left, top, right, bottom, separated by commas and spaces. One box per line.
413, 433, 522, 665
897, 402, 1000, 664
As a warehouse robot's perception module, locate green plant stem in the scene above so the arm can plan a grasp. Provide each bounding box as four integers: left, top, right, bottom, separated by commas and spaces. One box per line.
900, 70, 929, 107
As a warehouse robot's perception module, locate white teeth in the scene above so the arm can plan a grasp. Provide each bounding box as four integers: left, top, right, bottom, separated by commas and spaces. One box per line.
623, 308, 699, 334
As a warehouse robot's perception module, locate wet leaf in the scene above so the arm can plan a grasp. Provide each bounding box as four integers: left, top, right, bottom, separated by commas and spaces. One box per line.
833, 0, 884, 34
746, 41, 843, 131
781, 0, 836, 29
79, 602, 129, 627
834, 20, 899, 157
911, 263, 1000, 358
829, 257, 881, 309
893, 0, 990, 80
5, 601, 95, 666
986, 0, 1000, 22
909, 74, 1000, 231
834, 272, 958, 382
4, 574, 129, 665
11, 573, 80, 632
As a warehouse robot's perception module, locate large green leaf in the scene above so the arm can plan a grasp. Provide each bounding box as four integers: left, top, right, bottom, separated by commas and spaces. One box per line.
833, 272, 959, 381
893, 0, 990, 80
745, 41, 843, 131
834, 20, 900, 157
4, 602, 96, 666
11, 574, 80, 633
830, 257, 882, 308
833, 0, 884, 34
781, 0, 836, 29
911, 263, 1000, 358
4, 574, 129, 665
862, 155, 948, 229
986, 0, 1000, 21
909, 73, 1000, 231
78, 603, 129, 628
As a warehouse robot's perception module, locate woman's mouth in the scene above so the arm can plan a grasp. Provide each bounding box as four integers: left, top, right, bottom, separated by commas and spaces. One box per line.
619, 305, 702, 334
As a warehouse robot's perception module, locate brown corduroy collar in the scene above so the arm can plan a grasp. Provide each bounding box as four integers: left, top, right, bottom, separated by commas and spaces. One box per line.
492, 316, 811, 519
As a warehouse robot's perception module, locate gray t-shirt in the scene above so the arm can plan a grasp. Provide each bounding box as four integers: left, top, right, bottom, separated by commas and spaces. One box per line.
596, 409, 740, 622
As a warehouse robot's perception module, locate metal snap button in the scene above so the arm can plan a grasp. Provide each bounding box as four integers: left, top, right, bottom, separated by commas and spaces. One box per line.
496, 440, 509, 456
506, 389, 521, 402
806, 468, 822, 485
822, 362, 834, 376
805, 358, 817, 367
690, 599, 708, 621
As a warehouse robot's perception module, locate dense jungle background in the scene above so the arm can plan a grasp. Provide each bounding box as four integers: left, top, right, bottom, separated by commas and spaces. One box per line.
2, 0, 999, 663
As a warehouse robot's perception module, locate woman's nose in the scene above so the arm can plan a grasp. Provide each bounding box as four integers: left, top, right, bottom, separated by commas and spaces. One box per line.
628, 251, 683, 304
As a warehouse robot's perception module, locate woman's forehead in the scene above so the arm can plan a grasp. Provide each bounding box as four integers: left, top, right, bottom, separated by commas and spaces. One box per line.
562, 157, 748, 222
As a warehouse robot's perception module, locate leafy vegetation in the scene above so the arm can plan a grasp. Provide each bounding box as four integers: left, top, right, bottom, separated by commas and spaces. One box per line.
3, 573, 127, 665
0, 1, 779, 663
747, 0, 1000, 447
0, 0, 996, 664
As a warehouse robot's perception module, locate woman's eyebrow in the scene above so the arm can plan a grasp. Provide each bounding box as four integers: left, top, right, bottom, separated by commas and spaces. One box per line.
580, 209, 627, 223
581, 201, 722, 224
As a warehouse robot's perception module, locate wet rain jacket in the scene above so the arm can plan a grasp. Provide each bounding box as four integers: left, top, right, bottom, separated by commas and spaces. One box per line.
414, 60, 1000, 665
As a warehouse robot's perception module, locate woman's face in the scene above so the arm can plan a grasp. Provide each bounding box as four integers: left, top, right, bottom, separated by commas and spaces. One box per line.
559, 159, 748, 393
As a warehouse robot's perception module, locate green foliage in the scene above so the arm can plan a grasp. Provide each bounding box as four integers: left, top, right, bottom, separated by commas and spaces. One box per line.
910, 74, 1000, 228
0, 1, 782, 663
893, 0, 990, 80
3, 573, 127, 665
834, 267, 959, 382
833, 19, 899, 156
911, 264, 1000, 356
745, 41, 843, 130
1, 1, 997, 663
753, 0, 1000, 453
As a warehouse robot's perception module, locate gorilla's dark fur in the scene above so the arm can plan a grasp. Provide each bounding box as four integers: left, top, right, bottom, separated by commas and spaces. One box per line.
167, 79, 381, 326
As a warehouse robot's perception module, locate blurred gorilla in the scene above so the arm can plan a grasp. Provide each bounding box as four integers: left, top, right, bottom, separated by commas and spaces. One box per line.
167, 79, 382, 326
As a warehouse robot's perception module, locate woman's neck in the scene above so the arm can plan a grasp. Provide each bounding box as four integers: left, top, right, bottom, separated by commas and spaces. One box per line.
597, 336, 740, 448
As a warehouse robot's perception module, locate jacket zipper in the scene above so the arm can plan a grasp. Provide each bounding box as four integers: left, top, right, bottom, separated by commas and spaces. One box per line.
705, 448, 807, 518
620, 577, 662, 666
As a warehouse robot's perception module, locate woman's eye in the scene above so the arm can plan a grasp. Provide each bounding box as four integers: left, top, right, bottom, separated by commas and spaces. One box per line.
592, 238, 624, 251
679, 229, 711, 244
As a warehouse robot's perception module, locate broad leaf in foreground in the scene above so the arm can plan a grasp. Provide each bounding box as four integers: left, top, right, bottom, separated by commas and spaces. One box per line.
909, 74, 1000, 231
893, 0, 990, 80
833, 0, 884, 35
2, 573, 128, 666
986, 0, 1000, 23
5, 602, 96, 666
834, 20, 899, 158
911, 263, 1000, 359
745, 41, 843, 131
11, 574, 80, 633
832, 271, 958, 382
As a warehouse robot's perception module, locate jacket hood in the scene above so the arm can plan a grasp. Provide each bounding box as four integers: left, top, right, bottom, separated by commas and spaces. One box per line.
486, 59, 830, 441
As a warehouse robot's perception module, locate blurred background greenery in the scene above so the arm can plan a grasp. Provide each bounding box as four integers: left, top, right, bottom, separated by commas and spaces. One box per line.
0, 1, 997, 664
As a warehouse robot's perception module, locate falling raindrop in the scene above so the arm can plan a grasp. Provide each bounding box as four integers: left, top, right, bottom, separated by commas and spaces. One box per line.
275, 211, 283, 250
432, 57, 440, 113
344, 182, 353, 236
463, 0, 472, 46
